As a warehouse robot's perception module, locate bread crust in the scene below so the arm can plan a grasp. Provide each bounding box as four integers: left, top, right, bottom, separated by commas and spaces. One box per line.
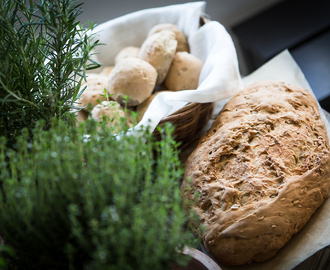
78, 74, 109, 111
148, 23, 189, 52
108, 58, 157, 107
182, 81, 330, 265
164, 52, 203, 91
114, 46, 140, 65
139, 30, 177, 85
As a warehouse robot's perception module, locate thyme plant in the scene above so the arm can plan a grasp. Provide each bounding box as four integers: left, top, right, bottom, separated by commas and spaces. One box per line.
0, 0, 100, 148
0, 116, 197, 270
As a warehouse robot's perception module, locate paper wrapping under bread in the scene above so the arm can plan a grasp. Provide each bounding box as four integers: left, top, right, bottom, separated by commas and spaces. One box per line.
90, 1, 243, 133
206, 50, 330, 270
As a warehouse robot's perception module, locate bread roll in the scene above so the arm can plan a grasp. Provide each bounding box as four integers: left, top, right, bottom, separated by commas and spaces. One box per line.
148, 23, 189, 52
182, 81, 330, 265
114, 46, 140, 64
139, 30, 177, 85
78, 74, 109, 111
108, 58, 157, 107
90, 101, 132, 132
100, 66, 114, 77
164, 52, 203, 91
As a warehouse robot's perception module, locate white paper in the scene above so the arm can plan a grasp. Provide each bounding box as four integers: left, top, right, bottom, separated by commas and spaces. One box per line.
90, 1, 243, 133
209, 50, 330, 270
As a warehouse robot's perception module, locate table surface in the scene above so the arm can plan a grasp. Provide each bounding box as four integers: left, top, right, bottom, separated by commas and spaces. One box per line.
293, 245, 330, 270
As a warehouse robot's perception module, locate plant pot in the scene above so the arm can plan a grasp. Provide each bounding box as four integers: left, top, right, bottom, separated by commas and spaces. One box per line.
172, 247, 222, 270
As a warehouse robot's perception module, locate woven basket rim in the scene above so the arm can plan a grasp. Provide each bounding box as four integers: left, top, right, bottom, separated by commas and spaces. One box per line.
160, 102, 200, 123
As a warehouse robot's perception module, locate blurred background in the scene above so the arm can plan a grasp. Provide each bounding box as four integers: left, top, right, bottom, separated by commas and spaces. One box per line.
78, 0, 330, 110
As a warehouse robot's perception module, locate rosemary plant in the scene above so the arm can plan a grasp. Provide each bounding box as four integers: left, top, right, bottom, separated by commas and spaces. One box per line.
0, 0, 100, 149
0, 116, 198, 270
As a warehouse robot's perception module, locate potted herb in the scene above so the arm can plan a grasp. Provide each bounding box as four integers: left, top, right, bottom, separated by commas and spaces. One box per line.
0, 1, 221, 269
0, 0, 100, 149
0, 116, 199, 269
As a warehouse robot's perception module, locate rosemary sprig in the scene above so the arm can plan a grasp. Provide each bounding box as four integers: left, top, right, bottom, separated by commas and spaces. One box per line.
0, 0, 101, 149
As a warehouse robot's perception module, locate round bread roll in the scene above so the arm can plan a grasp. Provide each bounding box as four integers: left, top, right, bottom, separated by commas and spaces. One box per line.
139, 30, 177, 85
148, 23, 189, 52
164, 52, 204, 91
114, 46, 140, 65
90, 100, 132, 132
108, 58, 157, 107
136, 90, 172, 122
100, 66, 114, 77
78, 74, 109, 111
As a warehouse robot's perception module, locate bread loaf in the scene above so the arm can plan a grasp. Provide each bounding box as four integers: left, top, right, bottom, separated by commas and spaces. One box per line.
182, 81, 330, 265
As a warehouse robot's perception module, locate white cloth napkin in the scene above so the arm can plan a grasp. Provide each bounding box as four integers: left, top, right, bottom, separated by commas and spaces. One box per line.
90, 1, 243, 133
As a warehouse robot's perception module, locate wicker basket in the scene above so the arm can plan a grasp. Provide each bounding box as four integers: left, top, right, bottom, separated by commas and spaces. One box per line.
153, 101, 214, 150
153, 16, 214, 150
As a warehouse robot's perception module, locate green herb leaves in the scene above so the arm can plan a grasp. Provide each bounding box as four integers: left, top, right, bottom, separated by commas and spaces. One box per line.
0, 0, 100, 148
0, 118, 197, 269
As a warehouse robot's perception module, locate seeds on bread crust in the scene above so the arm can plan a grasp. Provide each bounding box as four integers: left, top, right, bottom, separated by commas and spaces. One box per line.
182, 81, 330, 265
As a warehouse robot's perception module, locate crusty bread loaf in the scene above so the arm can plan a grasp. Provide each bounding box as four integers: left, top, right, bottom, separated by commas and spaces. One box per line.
181, 81, 330, 265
